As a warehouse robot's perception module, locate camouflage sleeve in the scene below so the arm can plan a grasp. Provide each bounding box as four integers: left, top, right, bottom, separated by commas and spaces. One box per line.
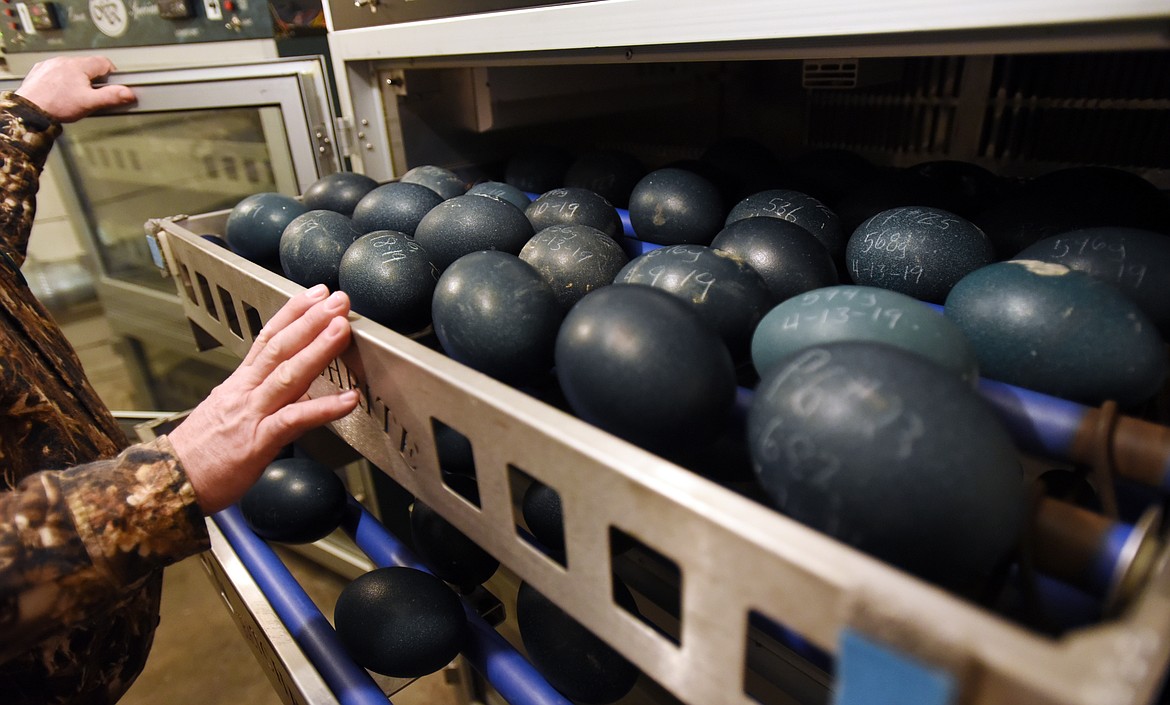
0, 90, 60, 267
0, 435, 209, 662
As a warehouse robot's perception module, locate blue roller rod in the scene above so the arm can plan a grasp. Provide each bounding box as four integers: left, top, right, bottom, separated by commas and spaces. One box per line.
340, 497, 574, 705
213, 506, 391, 705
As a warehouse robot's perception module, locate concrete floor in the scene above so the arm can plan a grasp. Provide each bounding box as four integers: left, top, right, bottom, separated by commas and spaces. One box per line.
58, 304, 469, 705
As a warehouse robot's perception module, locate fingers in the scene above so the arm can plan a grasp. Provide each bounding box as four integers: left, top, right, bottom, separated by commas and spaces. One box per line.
73, 55, 117, 80
242, 284, 332, 367
251, 313, 352, 410
260, 390, 361, 449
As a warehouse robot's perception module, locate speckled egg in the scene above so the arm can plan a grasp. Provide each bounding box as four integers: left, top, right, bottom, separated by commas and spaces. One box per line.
725, 189, 846, 264
752, 285, 978, 383
616, 244, 772, 358
944, 260, 1167, 407
846, 206, 994, 304
519, 224, 628, 311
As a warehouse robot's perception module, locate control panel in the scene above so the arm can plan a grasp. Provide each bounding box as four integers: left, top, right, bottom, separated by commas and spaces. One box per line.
0, 0, 281, 51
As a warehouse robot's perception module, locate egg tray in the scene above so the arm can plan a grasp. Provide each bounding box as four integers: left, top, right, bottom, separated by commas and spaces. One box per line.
147, 209, 1170, 705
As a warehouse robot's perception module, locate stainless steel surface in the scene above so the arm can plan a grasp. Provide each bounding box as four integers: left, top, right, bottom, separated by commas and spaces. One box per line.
150, 212, 1170, 705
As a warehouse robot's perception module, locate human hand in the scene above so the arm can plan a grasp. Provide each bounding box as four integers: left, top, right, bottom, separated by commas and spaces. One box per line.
15, 55, 135, 123
168, 285, 360, 514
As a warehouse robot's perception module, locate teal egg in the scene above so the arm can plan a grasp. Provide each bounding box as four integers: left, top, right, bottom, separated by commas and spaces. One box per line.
751, 285, 979, 383
1014, 226, 1170, 338
944, 260, 1167, 407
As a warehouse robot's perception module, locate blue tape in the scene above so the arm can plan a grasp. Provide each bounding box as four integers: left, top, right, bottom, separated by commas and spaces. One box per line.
834, 629, 957, 705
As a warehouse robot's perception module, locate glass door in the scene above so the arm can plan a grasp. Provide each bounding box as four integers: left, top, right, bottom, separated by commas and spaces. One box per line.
0, 56, 342, 410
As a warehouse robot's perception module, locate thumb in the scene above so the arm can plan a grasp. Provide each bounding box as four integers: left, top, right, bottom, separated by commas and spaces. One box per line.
91, 84, 136, 109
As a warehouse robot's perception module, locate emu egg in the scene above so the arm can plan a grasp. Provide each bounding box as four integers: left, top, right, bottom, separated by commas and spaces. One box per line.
751, 285, 978, 383
725, 189, 846, 261
748, 341, 1024, 591
352, 181, 445, 236
710, 216, 839, 305
432, 251, 561, 384
334, 567, 466, 678
516, 581, 640, 704
846, 206, 994, 304
520, 224, 629, 311
278, 210, 363, 290
628, 167, 725, 245
225, 192, 307, 266
239, 457, 347, 544
338, 230, 440, 332
525, 187, 623, 240
302, 172, 378, 216
554, 284, 736, 452
944, 260, 1167, 407
414, 195, 535, 270
1014, 226, 1170, 337
616, 244, 771, 359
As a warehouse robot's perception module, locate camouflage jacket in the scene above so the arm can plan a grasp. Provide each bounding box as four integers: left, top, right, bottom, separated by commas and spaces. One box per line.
0, 91, 210, 704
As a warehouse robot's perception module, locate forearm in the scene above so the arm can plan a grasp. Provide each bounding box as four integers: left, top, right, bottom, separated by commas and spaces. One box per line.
0, 91, 60, 265
0, 435, 209, 661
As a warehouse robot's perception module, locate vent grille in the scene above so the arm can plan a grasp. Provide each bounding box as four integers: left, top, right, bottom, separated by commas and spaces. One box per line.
806, 56, 963, 157
802, 59, 859, 89
979, 51, 1170, 170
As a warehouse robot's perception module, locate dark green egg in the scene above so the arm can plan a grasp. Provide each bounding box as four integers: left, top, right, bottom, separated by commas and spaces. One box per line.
944, 260, 1167, 407
846, 206, 994, 304
748, 341, 1024, 592
1014, 226, 1170, 338
752, 285, 978, 383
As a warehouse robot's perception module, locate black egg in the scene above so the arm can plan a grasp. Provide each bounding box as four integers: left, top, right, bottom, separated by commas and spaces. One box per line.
411, 486, 499, 589
519, 224, 628, 311
944, 260, 1167, 407
334, 567, 466, 678
516, 581, 641, 705
525, 187, 623, 240
505, 146, 573, 194
433, 423, 476, 477
521, 481, 565, 554
432, 251, 562, 384
339, 230, 439, 332
352, 182, 445, 236
710, 216, 839, 305
906, 160, 1003, 218
239, 457, 348, 544
225, 192, 308, 267
555, 284, 736, 452
748, 341, 1025, 591
832, 169, 959, 236
1013, 226, 1170, 337
1026, 165, 1170, 231
782, 148, 877, 208
725, 189, 846, 261
467, 180, 532, 211
400, 164, 467, 200
846, 206, 994, 304
414, 195, 536, 270
302, 172, 379, 216
616, 244, 771, 359
971, 196, 1092, 259
699, 137, 784, 205
628, 167, 725, 246
278, 210, 363, 290
564, 150, 646, 209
